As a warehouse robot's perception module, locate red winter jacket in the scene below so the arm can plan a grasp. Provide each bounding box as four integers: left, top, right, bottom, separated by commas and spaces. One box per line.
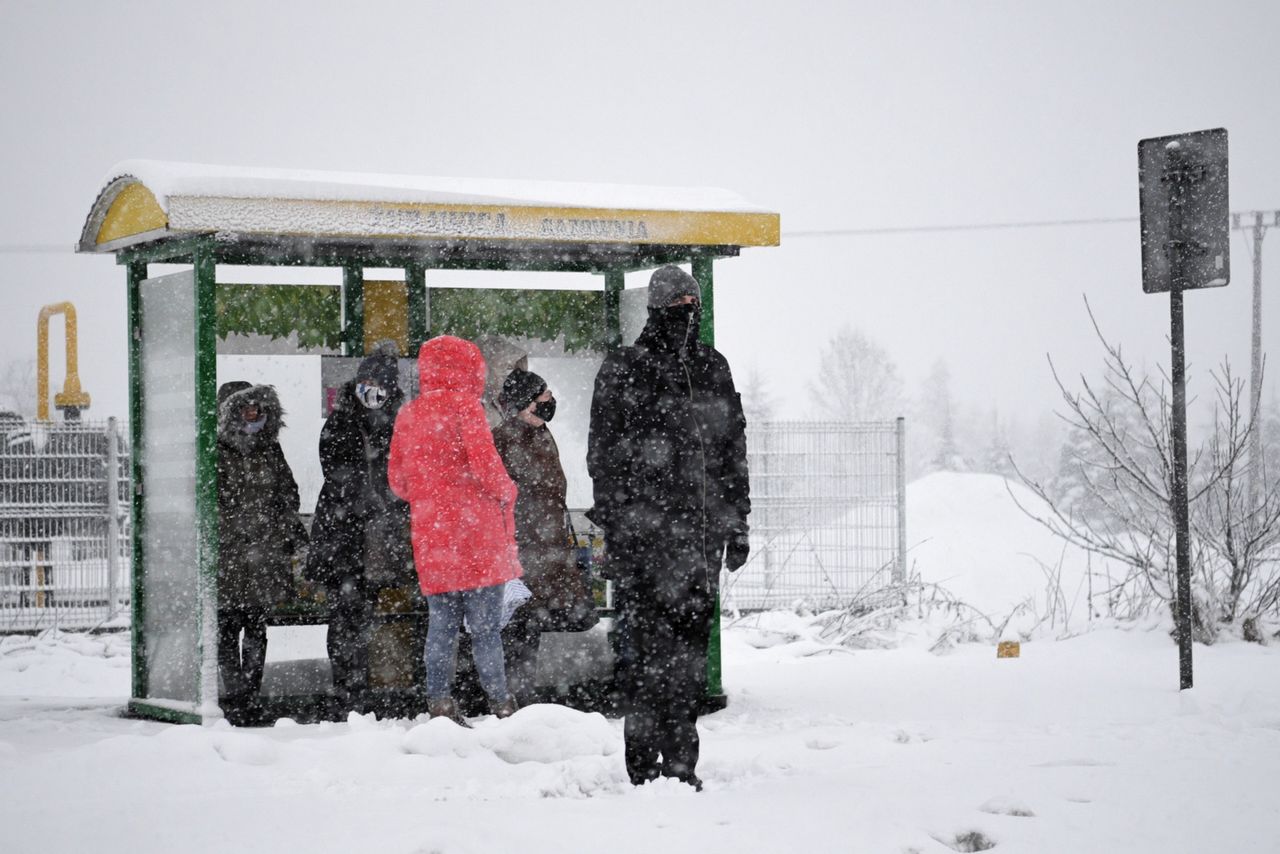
388, 336, 522, 595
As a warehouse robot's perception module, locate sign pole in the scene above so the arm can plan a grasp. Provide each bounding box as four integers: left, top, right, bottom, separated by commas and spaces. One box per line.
1165, 145, 1195, 690
1141, 127, 1229, 690
1168, 284, 1194, 689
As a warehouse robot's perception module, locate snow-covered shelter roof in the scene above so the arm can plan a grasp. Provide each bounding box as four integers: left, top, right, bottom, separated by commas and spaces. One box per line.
77, 160, 780, 260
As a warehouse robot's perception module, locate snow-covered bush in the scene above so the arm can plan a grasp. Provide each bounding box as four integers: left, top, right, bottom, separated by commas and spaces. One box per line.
1016, 302, 1280, 641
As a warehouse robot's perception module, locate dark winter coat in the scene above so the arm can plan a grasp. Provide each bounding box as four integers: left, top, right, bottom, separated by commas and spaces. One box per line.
492, 418, 592, 628
217, 384, 306, 611
306, 379, 413, 589
587, 319, 751, 594
388, 336, 523, 596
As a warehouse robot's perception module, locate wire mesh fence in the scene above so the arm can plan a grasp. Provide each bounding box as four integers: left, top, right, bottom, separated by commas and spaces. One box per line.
722, 419, 906, 612
0, 418, 130, 632
0, 416, 904, 628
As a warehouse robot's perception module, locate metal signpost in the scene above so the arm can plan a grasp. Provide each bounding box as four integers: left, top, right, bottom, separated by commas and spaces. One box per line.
1138, 127, 1230, 690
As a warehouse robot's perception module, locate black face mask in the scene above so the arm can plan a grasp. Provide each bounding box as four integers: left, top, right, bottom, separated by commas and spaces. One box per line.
533, 397, 556, 423
649, 302, 701, 352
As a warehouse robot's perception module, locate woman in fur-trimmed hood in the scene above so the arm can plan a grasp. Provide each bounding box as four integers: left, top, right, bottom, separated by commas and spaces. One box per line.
216, 382, 307, 710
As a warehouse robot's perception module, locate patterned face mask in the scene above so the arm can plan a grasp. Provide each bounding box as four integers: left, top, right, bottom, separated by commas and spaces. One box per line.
356, 381, 388, 409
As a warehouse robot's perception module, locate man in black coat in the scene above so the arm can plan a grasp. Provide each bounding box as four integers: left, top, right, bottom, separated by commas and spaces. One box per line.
587, 264, 751, 790
305, 345, 413, 710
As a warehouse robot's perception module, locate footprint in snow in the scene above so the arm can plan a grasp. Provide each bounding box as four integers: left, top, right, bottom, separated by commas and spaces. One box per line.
978, 796, 1035, 818
931, 829, 998, 852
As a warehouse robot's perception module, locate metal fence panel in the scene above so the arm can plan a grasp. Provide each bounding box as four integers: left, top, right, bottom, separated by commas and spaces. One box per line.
0, 418, 130, 632
722, 420, 905, 612
0, 416, 903, 627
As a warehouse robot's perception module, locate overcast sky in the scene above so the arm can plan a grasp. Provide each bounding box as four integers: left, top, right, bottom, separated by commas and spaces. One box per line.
2, 0, 1278, 435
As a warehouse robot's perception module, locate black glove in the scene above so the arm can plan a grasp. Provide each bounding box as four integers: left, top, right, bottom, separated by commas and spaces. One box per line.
724, 532, 750, 572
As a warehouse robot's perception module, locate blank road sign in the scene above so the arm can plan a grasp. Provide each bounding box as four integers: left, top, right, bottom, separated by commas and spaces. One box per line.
1138, 128, 1229, 294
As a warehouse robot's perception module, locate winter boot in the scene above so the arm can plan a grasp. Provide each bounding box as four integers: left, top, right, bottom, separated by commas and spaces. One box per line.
662, 767, 704, 792
490, 695, 519, 719
427, 697, 472, 728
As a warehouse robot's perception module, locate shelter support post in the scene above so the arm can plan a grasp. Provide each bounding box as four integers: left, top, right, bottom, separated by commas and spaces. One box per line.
690, 257, 724, 698
692, 256, 714, 346
343, 263, 365, 356
194, 246, 221, 714
405, 262, 429, 355
126, 259, 147, 701
603, 269, 623, 349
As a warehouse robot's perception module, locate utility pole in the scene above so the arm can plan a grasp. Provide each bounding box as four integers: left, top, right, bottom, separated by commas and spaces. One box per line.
1231, 210, 1280, 507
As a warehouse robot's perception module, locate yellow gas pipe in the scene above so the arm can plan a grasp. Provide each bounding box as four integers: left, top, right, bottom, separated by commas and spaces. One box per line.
36, 302, 91, 421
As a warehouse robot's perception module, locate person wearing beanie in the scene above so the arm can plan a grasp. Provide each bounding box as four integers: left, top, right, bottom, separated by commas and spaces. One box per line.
587, 264, 751, 790
216, 382, 308, 722
305, 342, 413, 713
498, 368, 547, 420
646, 263, 703, 310
492, 369, 597, 704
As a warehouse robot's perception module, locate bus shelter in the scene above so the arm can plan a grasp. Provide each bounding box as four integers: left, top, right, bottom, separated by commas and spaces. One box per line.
78, 160, 779, 724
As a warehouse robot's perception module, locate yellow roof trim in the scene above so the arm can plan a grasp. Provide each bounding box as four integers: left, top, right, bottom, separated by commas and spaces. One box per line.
95, 181, 167, 246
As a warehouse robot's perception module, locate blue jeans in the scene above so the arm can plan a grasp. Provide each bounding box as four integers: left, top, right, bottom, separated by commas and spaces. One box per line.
424, 584, 509, 702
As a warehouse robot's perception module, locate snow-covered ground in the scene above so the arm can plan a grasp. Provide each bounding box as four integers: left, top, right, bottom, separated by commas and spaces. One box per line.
2, 620, 1278, 853
2, 474, 1278, 853
907, 471, 1114, 635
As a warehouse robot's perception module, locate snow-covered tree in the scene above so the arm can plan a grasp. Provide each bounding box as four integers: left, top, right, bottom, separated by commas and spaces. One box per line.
920, 360, 965, 471
980, 408, 1016, 477
807, 326, 904, 422
906, 358, 976, 477
0, 358, 36, 419
1046, 385, 1153, 531
740, 365, 776, 425
1014, 304, 1280, 639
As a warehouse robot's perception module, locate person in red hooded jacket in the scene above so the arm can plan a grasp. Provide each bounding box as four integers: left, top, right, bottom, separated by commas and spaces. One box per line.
388, 335, 522, 724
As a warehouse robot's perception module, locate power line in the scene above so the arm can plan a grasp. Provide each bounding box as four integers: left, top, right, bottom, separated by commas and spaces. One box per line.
0, 244, 70, 255
782, 215, 1139, 239
0, 215, 1150, 252
0, 210, 1267, 247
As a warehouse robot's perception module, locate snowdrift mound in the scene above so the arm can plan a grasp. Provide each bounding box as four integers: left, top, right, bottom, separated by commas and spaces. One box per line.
906, 471, 1113, 635
402, 704, 617, 765
0, 631, 129, 698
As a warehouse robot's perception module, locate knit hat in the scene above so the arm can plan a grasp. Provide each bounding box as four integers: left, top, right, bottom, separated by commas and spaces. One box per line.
499, 369, 547, 416
647, 265, 701, 309
356, 341, 401, 391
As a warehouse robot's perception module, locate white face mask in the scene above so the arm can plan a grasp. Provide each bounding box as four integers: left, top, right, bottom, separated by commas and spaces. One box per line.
242, 413, 268, 434
356, 381, 388, 409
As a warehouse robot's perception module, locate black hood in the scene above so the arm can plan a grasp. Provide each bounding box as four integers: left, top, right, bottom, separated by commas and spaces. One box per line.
637, 302, 703, 355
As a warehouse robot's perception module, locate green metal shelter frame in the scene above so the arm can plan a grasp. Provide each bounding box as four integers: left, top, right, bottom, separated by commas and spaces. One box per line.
78, 161, 780, 724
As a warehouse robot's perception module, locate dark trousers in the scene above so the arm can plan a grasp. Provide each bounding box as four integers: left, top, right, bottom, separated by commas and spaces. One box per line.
612, 552, 715, 786
326, 575, 373, 702
502, 608, 543, 705
218, 605, 269, 702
